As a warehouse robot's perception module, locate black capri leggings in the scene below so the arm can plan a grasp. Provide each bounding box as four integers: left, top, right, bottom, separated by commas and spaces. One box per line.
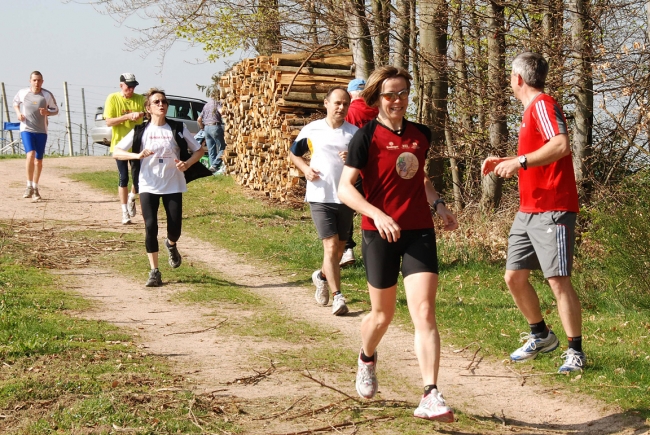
140, 192, 183, 253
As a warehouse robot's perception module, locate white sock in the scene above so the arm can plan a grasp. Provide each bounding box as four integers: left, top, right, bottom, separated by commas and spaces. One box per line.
27, 181, 32, 187
121, 204, 128, 212
33, 183, 38, 189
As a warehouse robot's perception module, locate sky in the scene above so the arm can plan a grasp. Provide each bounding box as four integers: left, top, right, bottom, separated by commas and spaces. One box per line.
0, 0, 245, 155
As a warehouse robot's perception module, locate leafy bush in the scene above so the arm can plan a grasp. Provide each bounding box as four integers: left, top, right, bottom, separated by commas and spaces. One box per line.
581, 169, 650, 309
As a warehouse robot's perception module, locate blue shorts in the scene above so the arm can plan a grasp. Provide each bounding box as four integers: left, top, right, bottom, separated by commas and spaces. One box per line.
21, 132, 48, 159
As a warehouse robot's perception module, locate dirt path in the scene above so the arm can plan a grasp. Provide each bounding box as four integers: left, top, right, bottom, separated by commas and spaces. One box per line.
0, 156, 646, 434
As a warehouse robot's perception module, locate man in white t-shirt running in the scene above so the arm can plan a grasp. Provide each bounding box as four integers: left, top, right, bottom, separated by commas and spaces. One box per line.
289, 87, 358, 315
13, 71, 59, 202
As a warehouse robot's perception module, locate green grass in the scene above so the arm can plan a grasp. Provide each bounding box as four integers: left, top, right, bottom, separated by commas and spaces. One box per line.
0, 225, 242, 434
67, 170, 650, 421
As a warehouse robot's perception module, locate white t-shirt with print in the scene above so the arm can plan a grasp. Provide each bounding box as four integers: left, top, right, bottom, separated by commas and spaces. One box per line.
116, 123, 201, 195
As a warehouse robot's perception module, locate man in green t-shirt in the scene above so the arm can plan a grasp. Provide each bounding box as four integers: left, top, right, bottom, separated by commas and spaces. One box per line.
104, 73, 145, 224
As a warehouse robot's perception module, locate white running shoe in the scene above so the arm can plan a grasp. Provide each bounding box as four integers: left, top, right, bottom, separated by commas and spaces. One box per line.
339, 248, 355, 267
312, 270, 329, 306
355, 349, 378, 399
127, 196, 137, 217
331, 293, 349, 316
121, 211, 131, 225
23, 186, 34, 198
414, 389, 455, 422
558, 348, 586, 373
510, 330, 559, 361
32, 188, 42, 202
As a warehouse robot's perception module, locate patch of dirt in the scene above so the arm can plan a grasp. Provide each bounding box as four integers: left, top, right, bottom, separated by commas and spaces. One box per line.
0, 156, 647, 434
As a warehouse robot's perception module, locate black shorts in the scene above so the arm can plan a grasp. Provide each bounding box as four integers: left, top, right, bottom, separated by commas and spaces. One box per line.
361, 228, 439, 289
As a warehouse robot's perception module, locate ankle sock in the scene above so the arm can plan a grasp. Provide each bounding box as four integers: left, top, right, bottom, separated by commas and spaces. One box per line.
568, 336, 583, 353
33, 183, 38, 189
333, 291, 341, 297
529, 320, 548, 337
128, 193, 136, 201
27, 181, 32, 187
423, 384, 438, 397
360, 350, 374, 363
121, 204, 128, 212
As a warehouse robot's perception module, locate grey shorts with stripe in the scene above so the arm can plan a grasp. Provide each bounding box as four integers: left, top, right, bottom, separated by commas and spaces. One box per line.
506, 211, 577, 278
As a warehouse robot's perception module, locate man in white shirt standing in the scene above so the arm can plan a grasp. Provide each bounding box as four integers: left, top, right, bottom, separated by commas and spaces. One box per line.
289, 87, 358, 315
13, 71, 59, 202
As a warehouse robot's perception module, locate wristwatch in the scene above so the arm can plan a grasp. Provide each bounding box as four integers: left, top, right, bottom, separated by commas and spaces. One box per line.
518, 155, 528, 170
432, 198, 446, 211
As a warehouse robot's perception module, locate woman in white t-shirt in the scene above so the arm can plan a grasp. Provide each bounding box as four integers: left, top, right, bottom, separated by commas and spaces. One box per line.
113, 88, 204, 287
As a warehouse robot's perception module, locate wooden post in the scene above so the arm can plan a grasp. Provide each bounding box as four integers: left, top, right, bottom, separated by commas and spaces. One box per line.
63, 81, 73, 156
81, 88, 89, 155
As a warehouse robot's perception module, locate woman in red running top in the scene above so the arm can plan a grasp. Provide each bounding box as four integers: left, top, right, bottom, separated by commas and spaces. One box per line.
338, 66, 458, 423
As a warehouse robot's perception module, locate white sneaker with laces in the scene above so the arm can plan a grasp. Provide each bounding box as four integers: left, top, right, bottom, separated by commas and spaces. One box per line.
355, 349, 378, 399
127, 196, 137, 217
339, 248, 355, 267
121, 211, 131, 225
510, 330, 559, 361
312, 270, 329, 306
23, 186, 34, 198
32, 188, 42, 202
331, 293, 348, 315
558, 348, 586, 373
414, 389, 455, 422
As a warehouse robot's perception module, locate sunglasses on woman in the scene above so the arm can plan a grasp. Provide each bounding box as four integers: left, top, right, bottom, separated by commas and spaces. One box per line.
379, 90, 409, 102
151, 99, 169, 106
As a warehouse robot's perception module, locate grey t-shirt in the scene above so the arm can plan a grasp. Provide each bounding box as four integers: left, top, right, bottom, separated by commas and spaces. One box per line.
13, 88, 59, 134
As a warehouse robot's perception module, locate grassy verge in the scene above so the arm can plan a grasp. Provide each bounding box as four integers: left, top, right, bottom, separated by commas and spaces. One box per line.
70, 170, 650, 421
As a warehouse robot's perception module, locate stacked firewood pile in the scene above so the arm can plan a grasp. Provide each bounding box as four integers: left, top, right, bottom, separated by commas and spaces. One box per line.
218, 49, 354, 201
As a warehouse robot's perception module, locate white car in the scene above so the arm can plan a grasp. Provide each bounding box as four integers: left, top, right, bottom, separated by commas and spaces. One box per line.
91, 95, 207, 146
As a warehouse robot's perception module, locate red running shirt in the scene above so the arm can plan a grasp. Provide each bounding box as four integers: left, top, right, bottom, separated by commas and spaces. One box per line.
518, 94, 579, 213
346, 119, 434, 231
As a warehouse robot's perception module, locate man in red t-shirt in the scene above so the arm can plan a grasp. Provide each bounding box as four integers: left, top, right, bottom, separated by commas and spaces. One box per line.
339, 79, 379, 267
482, 52, 585, 373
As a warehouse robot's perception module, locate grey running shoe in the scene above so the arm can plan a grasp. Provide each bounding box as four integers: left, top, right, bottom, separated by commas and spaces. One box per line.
510, 330, 559, 361
558, 349, 586, 373
332, 293, 349, 316
339, 248, 355, 267
127, 196, 137, 217
121, 211, 131, 225
356, 349, 378, 399
23, 186, 34, 198
145, 269, 162, 287
165, 239, 182, 268
32, 188, 42, 202
414, 389, 455, 422
312, 270, 329, 306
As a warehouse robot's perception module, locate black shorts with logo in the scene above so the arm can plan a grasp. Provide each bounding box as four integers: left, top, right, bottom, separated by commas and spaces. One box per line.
361, 228, 439, 289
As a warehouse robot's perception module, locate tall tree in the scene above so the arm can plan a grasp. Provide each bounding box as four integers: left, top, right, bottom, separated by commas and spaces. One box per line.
570, 0, 594, 197
480, 0, 508, 212
391, 0, 411, 69
420, 0, 449, 192
345, 0, 375, 79
371, 0, 391, 66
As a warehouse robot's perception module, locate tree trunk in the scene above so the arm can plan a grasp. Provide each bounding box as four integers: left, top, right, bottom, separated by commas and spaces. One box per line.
543, 0, 565, 99
371, 0, 391, 66
570, 0, 594, 199
392, 0, 410, 69
256, 0, 281, 56
479, 0, 508, 212
346, 0, 375, 79
420, 0, 449, 193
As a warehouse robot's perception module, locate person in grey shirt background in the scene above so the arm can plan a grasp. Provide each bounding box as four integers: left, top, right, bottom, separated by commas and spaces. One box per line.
13, 71, 59, 202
